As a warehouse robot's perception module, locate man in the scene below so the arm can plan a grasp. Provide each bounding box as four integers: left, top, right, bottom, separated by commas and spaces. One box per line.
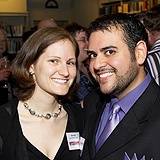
82, 13, 160, 160
142, 5, 160, 86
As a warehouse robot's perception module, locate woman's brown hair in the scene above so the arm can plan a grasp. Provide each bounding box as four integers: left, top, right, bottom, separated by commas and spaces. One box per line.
11, 27, 79, 102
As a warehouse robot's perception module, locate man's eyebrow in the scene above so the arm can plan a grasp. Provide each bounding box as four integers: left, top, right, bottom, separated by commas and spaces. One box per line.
100, 46, 117, 52
85, 45, 117, 54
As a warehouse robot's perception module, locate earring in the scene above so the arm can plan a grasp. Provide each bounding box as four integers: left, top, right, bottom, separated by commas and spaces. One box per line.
29, 72, 34, 75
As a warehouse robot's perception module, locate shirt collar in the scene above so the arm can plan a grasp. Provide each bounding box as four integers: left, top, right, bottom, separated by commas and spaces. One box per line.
116, 73, 151, 114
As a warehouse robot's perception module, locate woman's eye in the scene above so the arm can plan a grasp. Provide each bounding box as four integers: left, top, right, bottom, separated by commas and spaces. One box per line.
50, 59, 58, 64
67, 61, 76, 66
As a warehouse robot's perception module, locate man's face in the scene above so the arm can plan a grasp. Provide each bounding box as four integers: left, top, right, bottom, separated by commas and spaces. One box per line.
87, 27, 140, 99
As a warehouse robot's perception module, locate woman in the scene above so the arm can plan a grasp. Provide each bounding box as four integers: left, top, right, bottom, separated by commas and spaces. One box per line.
0, 27, 84, 160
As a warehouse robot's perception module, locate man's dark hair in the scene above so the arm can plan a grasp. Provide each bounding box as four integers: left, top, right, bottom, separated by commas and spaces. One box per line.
86, 13, 148, 56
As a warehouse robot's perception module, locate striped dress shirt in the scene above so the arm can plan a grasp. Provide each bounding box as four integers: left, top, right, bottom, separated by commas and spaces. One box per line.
146, 39, 160, 86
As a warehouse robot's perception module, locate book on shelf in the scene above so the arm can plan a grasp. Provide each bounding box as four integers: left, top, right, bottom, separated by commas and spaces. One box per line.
7, 39, 21, 54
11, 25, 23, 37
100, 0, 159, 15
0, 22, 23, 37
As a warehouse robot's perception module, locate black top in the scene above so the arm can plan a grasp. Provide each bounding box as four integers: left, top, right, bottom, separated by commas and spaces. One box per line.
0, 98, 84, 160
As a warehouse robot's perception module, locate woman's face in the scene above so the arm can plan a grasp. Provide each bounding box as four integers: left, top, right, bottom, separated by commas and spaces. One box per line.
30, 39, 77, 97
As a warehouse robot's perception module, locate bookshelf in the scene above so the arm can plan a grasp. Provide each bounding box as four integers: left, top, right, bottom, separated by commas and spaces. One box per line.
0, 12, 29, 54
99, 0, 159, 15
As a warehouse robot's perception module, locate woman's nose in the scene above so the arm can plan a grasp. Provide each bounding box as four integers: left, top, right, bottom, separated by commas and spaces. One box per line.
58, 63, 69, 76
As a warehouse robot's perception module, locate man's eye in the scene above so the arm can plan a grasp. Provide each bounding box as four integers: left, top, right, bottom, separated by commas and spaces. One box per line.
105, 50, 115, 55
88, 52, 97, 59
90, 54, 96, 59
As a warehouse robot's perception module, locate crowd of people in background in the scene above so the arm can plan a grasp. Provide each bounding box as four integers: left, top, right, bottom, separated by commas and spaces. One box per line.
0, 4, 159, 160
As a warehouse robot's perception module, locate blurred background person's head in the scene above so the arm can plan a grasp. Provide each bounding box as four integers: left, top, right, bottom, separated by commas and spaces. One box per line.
135, 4, 160, 50
37, 18, 58, 29
64, 22, 88, 66
0, 29, 8, 58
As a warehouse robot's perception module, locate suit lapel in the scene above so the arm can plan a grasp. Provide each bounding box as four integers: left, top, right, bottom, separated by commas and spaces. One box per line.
95, 108, 141, 159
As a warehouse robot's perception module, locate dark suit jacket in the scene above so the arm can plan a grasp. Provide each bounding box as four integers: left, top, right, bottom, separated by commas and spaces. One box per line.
82, 79, 160, 160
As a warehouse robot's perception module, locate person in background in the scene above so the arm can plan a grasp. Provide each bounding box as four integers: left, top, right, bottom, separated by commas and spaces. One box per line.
81, 13, 160, 160
0, 27, 84, 160
0, 28, 12, 105
37, 18, 58, 29
135, 5, 160, 86
64, 22, 98, 107
0, 29, 8, 59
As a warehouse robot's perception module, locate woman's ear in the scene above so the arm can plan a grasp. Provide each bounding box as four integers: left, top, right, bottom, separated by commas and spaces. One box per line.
135, 40, 147, 65
29, 64, 35, 75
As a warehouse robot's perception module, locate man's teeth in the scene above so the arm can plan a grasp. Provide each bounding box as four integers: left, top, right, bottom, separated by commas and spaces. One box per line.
54, 79, 67, 83
100, 72, 113, 78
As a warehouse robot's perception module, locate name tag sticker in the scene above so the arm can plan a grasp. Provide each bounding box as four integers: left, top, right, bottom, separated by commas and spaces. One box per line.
66, 132, 80, 150
79, 136, 85, 156
79, 136, 85, 151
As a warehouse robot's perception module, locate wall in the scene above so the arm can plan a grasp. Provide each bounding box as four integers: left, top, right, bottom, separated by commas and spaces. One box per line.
27, 0, 71, 28
0, 0, 27, 12
70, 0, 99, 27
0, 0, 99, 29
27, 0, 99, 28
0, 0, 28, 29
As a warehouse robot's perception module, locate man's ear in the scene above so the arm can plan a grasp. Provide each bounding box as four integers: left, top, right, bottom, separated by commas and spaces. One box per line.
135, 40, 147, 65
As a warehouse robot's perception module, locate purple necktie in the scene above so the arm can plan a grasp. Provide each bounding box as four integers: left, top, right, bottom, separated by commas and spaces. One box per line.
96, 103, 121, 152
